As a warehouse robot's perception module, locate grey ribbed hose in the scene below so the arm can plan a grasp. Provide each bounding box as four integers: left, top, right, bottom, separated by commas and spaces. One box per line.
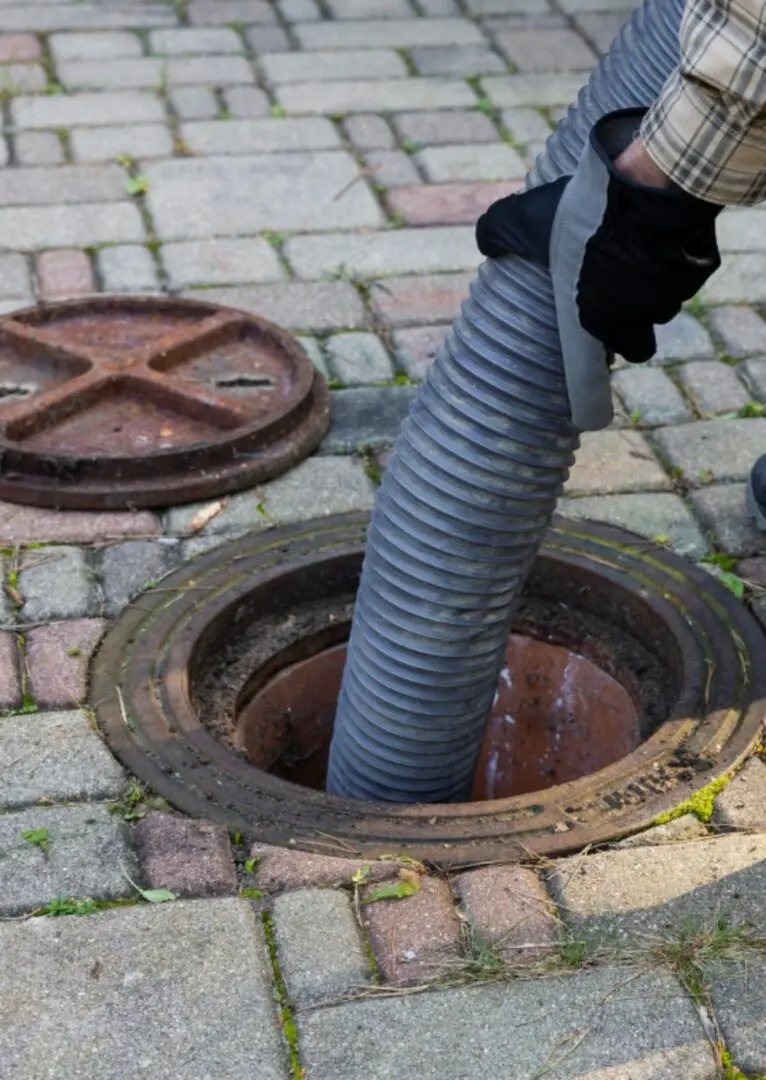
326, 0, 684, 803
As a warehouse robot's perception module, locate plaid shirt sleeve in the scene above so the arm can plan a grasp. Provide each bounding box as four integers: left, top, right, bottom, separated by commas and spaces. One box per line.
641, 0, 766, 205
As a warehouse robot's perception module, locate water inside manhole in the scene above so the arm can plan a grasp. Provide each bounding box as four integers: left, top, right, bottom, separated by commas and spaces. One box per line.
235, 636, 642, 799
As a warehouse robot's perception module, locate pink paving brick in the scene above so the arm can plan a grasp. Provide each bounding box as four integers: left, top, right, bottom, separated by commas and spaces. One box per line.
0, 35, 42, 62
453, 866, 558, 963
36, 250, 95, 300
371, 272, 471, 329
0, 631, 22, 710
250, 841, 400, 891
394, 325, 449, 380
135, 812, 238, 898
27, 619, 106, 710
362, 875, 461, 985
387, 181, 521, 226
0, 503, 160, 544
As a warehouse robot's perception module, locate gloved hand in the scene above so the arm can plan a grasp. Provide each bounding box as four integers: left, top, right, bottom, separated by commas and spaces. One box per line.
475, 107, 721, 430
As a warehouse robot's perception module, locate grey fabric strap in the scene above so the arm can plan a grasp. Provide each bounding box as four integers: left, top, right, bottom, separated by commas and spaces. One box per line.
549, 140, 613, 432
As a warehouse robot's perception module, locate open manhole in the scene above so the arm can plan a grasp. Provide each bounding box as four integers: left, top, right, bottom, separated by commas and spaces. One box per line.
92, 514, 766, 863
0, 296, 329, 509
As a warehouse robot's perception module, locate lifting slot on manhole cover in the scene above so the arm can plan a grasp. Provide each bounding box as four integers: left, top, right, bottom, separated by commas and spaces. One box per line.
0, 295, 330, 510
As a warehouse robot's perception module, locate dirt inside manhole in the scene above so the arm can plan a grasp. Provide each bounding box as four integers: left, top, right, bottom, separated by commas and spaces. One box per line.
234, 636, 642, 799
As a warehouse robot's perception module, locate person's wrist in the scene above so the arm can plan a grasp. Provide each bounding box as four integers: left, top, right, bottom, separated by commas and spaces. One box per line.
614, 137, 673, 189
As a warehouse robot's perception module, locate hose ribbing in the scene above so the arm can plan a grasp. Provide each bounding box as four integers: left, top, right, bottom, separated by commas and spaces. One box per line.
327, 0, 684, 802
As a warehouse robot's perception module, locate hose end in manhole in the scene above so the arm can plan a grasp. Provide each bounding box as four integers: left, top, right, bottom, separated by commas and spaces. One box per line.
92, 515, 766, 863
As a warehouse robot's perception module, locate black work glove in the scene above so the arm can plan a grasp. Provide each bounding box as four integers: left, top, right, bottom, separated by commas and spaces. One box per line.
476, 108, 721, 430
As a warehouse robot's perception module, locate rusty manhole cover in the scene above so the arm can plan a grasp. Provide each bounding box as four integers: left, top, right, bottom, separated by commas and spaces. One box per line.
92, 514, 766, 864
0, 296, 330, 509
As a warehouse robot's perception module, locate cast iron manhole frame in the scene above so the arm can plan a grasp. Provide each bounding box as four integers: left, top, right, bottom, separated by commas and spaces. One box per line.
0, 295, 330, 509
92, 513, 766, 864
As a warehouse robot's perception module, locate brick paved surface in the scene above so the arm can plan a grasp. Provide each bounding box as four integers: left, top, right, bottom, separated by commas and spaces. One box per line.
1, 1, 766, 1077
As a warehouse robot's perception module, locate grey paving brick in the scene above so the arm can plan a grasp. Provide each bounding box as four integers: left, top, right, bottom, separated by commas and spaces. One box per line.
690, 483, 766, 558
558, 0, 641, 11
572, 12, 632, 54
709, 957, 766, 1078
0, 6, 176, 32
567, 429, 669, 495
327, 332, 394, 385
280, 0, 322, 19
12, 90, 165, 129
286, 226, 479, 279
320, 385, 417, 453
188, 0, 276, 25
276, 77, 476, 114
653, 311, 715, 362
709, 306, 766, 357
393, 108, 498, 146
49, 31, 143, 62
13, 130, 64, 166
245, 25, 291, 53
295, 19, 485, 50
653, 419, 766, 484
100, 539, 178, 615
366, 148, 420, 186
162, 237, 285, 288
0, 62, 46, 93
420, 0, 460, 11
743, 357, 766, 400
410, 44, 506, 76
0, 710, 127, 810
0, 163, 126, 206
184, 281, 366, 332
0, 137, 8, 169
617, 815, 709, 848
300, 967, 715, 1080
57, 58, 164, 91
221, 86, 270, 117
714, 757, 766, 830
0, 202, 144, 251
261, 49, 407, 84
149, 27, 243, 54
701, 254, 766, 304
416, 142, 525, 182
559, 492, 711, 559
19, 546, 94, 622
71, 123, 173, 162
0, 898, 286, 1080
0, 803, 136, 916
180, 116, 340, 154
169, 86, 218, 120
0, 300, 29, 316
327, 0, 414, 13
0, 252, 33, 299
677, 361, 750, 417
499, 105, 552, 143
147, 152, 382, 239
166, 55, 255, 86
297, 335, 329, 378
717, 207, 766, 252
612, 366, 693, 425
273, 889, 372, 1007
495, 27, 597, 70
481, 72, 584, 106
467, 0, 553, 11
343, 113, 394, 150
549, 833, 766, 941
262, 455, 376, 523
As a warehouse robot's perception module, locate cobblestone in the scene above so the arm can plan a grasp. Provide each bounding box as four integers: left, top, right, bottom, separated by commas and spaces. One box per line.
57, 58, 164, 91
701, 254, 766, 304
365, 148, 421, 187
1, 6, 175, 32
249, 841, 400, 890
0, 504, 160, 544
371, 271, 471, 327
0, 34, 42, 62
677, 361, 750, 416
714, 757, 766, 830
294, 19, 484, 49
27, 619, 107, 710
168, 55, 255, 87
690, 483, 766, 558
742, 357, 766, 400
453, 866, 558, 961
326, 0, 414, 14
0, 710, 127, 810
572, 11, 632, 53
612, 366, 693, 425
100, 539, 178, 616
326, 332, 394, 385
0, 164, 126, 206
0, 633, 21, 710
97, 244, 159, 292
410, 44, 506, 76
653, 419, 766, 484
48, 31, 142, 62
162, 238, 284, 288
146, 152, 382, 239
169, 85, 218, 120
343, 113, 394, 150
285, 226, 479, 279
14, 131, 65, 166
180, 116, 340, 154
710, 958, 766, 1077
617, 815, 709, 848
277, 78, 476, 115
394, 324, 448, 379
280, 0, 322, 19
70, 123, 174, 162
149, 27, 243, 54
220, 86, 270, 117
244, 25, 290, 53
185, 281, 366, 332
0, 252, 33, 300
0, 803, 135, 916
0, 62, 46, 92
481, 72, 584, 107
393, 109, 498, 146
717, 207, 766, 252
416, 143, 525, 182
321, 386, 417, 452
567, 429, 670, 495
12, 89, 165, 129
273, 889, 372, 1006
134, 813, 238, 897
0, 203, 144, 251
559, 492, 711, 559
500, 105, 553, 144
37, 249, 95, 299
262, 49, 407, 83
709, 306, 766, 357
19, 546, 94, 622
188, 0, 276, 25
653, 311, 715, 363
495, 27, 597, 70
297, 335, 329, 377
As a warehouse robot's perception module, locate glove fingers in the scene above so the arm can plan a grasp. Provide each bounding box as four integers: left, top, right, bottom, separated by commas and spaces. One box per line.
476, 177, 569, 265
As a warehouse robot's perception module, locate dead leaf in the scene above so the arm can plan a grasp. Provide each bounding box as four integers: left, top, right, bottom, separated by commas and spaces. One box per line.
189, 499, 227, 533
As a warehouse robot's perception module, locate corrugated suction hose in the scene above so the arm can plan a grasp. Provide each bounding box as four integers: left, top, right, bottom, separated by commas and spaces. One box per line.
326, 0, 684, 802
